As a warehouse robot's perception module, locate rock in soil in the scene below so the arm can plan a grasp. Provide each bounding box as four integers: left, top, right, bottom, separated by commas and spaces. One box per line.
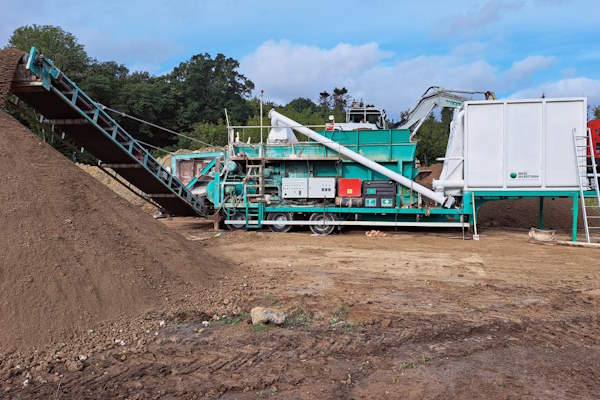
65, 360, 84, 372
250, 307, 286, 325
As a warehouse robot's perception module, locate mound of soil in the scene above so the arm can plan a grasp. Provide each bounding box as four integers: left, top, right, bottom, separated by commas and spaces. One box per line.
418, 163, 580, 230
77, 164, 157, 214
0, 48, 224, 352
477, 198, 580, 231
0, 48, 23, 105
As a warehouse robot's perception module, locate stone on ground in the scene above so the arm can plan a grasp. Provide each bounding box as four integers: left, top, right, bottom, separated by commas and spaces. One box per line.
250, 307, 286, 325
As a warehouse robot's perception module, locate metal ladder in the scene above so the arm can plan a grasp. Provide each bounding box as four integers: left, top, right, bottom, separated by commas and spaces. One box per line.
243, 161, 265, 228
572, 128, 600, 242
243, 200, 263, 229
244, 161, 265, 198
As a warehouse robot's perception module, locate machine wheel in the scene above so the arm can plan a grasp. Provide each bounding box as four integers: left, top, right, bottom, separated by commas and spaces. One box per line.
309, 213, 336, 235
227, 212, 246, 230
267, 212, 293, 233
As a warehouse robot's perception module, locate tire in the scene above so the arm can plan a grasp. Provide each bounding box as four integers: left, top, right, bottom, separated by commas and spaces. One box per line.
226, 212, 246, 230
309, 213, 336, 235
267, 212, 293, 233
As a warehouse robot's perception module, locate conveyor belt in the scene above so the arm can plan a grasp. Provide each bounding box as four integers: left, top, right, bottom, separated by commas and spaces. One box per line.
10, 47, 205, 216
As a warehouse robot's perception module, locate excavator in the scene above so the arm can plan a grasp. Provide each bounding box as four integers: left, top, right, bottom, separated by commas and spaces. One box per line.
398, 86, 496, 138
330, 87, 496, 135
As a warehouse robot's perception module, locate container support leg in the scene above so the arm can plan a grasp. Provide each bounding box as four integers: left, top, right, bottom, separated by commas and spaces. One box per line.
213, 212, 222, 231
538, 197, 544, 229
572, 193, 579, 242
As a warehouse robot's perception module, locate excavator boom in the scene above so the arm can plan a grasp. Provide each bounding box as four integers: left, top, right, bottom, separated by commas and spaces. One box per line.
399, 86, 495, 138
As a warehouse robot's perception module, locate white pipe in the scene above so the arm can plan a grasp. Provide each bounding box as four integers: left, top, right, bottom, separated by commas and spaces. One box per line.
432, 179, 464, 190
269, 109, 453, 207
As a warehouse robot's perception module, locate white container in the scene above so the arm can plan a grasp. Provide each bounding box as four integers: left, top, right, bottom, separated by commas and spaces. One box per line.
282, 177, 336, 198
463, 98, 587, 191
308, 177, 336, 198
282, 178, 308, 198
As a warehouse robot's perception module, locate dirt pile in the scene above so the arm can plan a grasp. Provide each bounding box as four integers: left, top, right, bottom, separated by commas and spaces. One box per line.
0, 48, 225, 352
0, 48, 24, 105
418, 163, 579, 230
0, 111, 225, 351
77, 164, 157, 214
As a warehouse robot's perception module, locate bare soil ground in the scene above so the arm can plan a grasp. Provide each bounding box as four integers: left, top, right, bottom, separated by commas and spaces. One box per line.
6, 218, 599, 399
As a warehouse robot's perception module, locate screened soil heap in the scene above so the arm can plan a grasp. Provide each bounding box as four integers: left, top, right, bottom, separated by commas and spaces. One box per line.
0, 48, 224, 351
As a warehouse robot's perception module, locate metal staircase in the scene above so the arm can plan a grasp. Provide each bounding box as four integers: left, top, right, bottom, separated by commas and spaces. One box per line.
243, 160, 265, 228
573, 128, 600, 242
11, 47, 205, 216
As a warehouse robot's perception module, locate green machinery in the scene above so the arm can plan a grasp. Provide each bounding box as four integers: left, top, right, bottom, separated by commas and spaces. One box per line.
185, 111, 468, 235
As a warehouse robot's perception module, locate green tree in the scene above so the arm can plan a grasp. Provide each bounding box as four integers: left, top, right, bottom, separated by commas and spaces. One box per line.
113, 74, 180, 147
8, 25, 89, 81
170, 122, 229, 149
169, 53, 255, 128
414, 114, 448, 166
332, 87, 349, 112
594, 105, 600, 120
80, 61, 129, 105
319, 91, 331, 111
6, 25, 260, 152
285, 97, 318, 113
440, 107, 453, 136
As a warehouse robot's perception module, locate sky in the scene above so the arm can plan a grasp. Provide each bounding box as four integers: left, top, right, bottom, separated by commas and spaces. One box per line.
1, 0, 599, 118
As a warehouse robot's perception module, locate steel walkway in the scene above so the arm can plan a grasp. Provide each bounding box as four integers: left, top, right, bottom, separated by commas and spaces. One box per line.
10, 47, 204, 216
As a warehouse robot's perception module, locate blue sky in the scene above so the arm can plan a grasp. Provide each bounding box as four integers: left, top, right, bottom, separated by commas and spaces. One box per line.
2, 0, 599, 118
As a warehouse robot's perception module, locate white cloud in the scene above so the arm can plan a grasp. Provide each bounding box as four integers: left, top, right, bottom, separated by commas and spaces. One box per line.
510, 77, 600, 105
532, 0, 568, 4
241, 41, 501, 118
450, 42, 489, 56
506, 55, 556, 80
240, 40, 391, 104
437, 0, 525, 35
355, 57, 499, 117
241, 40, 599, 119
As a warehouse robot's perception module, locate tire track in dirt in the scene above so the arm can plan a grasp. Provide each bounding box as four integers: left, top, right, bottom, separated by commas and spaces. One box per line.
16, 305, 600, 399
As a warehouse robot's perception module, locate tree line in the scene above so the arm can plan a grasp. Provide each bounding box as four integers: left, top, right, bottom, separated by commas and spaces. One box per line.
4, 25, 600, 165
